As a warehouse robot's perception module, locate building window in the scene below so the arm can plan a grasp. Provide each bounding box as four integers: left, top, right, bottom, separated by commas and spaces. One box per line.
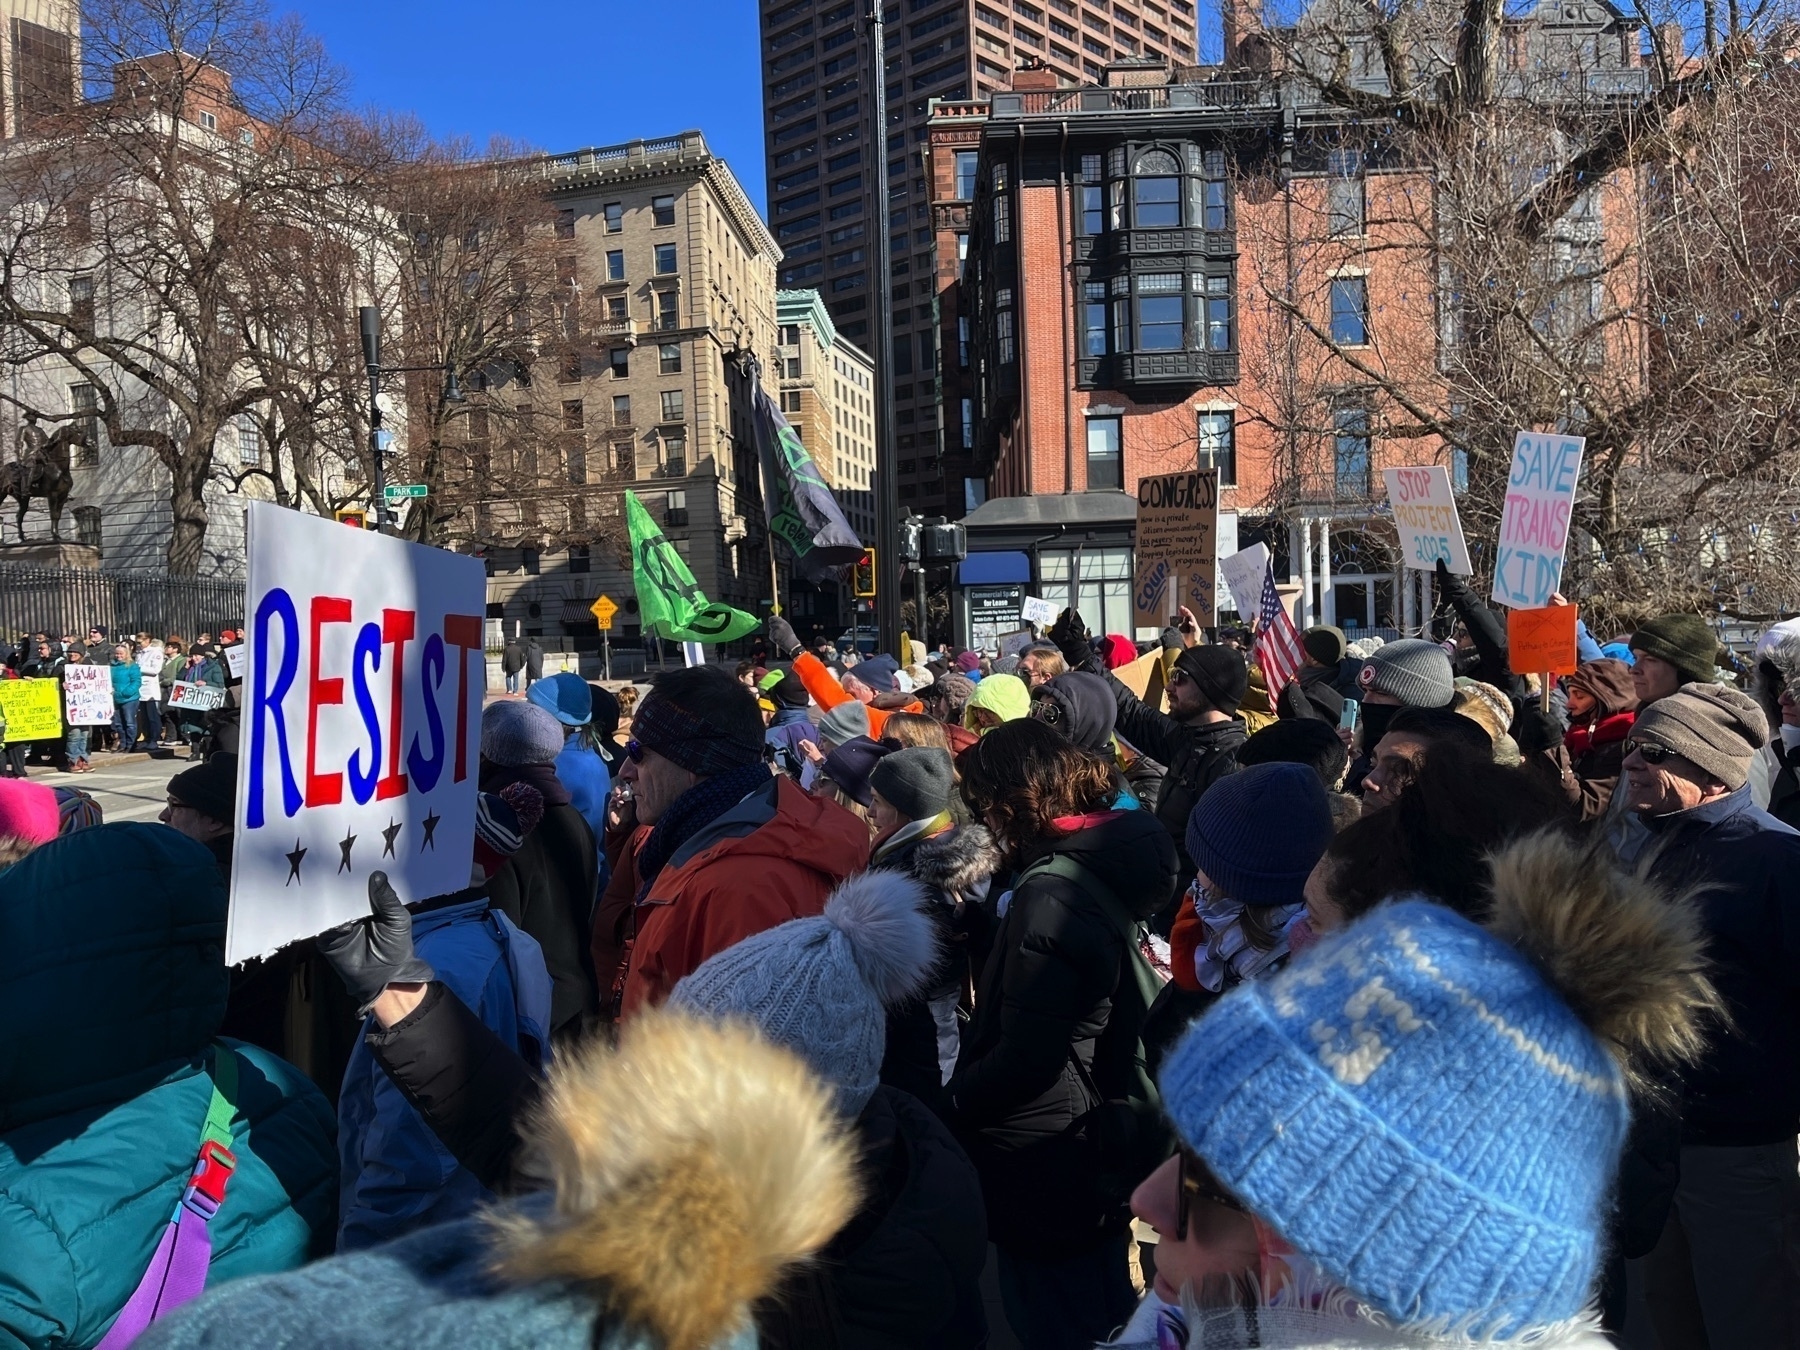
954, 149, 978, 199
612, 394, 632, 425
70, 383, 99, 467
569, 544, 590, 573
659, 343, 682, 373
661, 390, 685, 422
657, 291, 679, 330
1451, 443, 1470, 492
654, 243, 677, 274
68, 274, 94, 331
993, 192, 1010, 243
1086, 416, 1122, 490
652, 193, 676, 226
567, 441, 587, 485
603, 202, 623, 232
1080, 282, 1107, 356
961, 397, 974, 449
665, 489, 688, 526
1330, 276, 1369, 345
523, 548, 540, 575
562, 399, 585, 430
236, 414, 261, 466
1197, 410, 1235, 485
1136, 274, 1184, 350
1334, 405, 1371, 496
556, 207, 576, 239
606, 249, 625, 280
198, 109, 217, 131
1199, 273, 1233, 351
1133, 149, 1181, 228
610, 347, 629, 378
1327, 149, 1365, 238
995, 289, 1014, 364
606, 295, 628, 320
73, 505, 101, 551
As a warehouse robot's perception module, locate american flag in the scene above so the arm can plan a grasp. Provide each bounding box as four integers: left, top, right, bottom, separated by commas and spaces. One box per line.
1254, 563, 1306, 697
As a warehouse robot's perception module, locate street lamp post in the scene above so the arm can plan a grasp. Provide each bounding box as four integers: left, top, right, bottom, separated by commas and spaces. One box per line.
358, 305, 462, 533
868, 1, 902, 654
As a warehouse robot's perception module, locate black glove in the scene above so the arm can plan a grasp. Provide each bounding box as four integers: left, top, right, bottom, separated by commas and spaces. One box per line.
1047, 608, 1096, 671
767, 614, 802, 661
317, 871, 436, 1009
1511, 706, 1565, 757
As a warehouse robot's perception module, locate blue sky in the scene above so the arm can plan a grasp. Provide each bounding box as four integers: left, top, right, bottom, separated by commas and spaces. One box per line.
292, 0, 772, 210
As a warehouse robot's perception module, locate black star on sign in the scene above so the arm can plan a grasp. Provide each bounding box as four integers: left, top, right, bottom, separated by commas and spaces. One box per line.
285, 840, 306, 886
420, 810, 440, 852
381, 818, 402, 858
338, 828, 358, 874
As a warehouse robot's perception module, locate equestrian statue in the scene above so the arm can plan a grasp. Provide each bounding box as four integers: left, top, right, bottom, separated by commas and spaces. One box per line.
0, 411, 84, 543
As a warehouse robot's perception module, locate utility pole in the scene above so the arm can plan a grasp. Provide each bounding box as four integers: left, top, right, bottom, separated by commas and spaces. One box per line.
869, 0, 902, 654
359, 307, 390, 531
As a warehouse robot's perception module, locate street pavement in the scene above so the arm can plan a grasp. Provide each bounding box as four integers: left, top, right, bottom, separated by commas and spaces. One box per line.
16, 750, 196, 825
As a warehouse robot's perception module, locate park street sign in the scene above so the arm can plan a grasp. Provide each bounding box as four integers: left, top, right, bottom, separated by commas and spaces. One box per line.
384, 483, 428, 501
590, 594, 619, 630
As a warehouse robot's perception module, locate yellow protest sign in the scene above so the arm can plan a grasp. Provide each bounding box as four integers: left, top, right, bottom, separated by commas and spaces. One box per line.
0, 678, 65, 741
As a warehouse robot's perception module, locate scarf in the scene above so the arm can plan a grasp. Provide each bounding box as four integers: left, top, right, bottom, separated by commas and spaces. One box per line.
871, 810, 952, 864
635, 760, 773, 899
479, 759, 572, 808
1192, 883, 1305, 993
1563, 710, 1634, 758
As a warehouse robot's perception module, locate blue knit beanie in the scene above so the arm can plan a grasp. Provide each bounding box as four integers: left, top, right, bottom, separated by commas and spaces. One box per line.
669, 869, 936, 1115
1185, 762, 1332, 905
527, 671, 592, 727
1159, 899, 1630, 1333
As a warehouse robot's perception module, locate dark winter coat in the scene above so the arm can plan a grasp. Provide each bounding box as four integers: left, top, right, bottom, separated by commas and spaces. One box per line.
479, 761, 600, 1039
500, 639, 525, 675
0, 824, 337, 1348
871, 824, 1000, 1110
949, 809, 1179, 1257
1103, 670, 1245, 903
1767, 737, 1800, 831
1541, 658, 1640, 822
1636, 788, 1800, 1145
523, 639, 545, 680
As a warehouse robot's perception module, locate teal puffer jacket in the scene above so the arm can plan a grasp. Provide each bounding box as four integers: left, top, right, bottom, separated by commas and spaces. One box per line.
0, 823, 337, 1350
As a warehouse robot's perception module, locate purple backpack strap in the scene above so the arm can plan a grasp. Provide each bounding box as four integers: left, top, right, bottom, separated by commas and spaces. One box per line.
95, 1045, 240, 1348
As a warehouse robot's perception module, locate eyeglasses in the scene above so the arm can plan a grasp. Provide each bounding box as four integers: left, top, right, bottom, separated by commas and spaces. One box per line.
624, 738, 644, 763
1623, 739, 1678, 765
1174, 1145, 1244, 1240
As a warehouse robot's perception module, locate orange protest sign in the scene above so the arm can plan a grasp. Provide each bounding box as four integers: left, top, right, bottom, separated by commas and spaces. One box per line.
1507, 604, 1580, 676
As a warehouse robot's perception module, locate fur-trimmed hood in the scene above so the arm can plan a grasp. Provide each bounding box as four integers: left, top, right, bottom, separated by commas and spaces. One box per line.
490, 1011, 860, 1349
909, 824, 1001, 897
1750, 630, 1800, 733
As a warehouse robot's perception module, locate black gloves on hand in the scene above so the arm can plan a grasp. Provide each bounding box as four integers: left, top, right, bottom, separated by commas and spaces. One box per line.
317, 871, 436, 1010
767, 615, 803, 661
1047, 608, 1097, 671
1511, 706, 1565, 757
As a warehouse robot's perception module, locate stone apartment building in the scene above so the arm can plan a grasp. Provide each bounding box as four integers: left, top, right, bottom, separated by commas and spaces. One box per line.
474, 132, 784, 651
933, 0, 1651, 639
757, 0, 1199, 520
774, 287, 877, 634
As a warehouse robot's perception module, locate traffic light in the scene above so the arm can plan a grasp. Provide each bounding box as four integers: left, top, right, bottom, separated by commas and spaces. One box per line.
335, 508, 368, 529
852, 548, 877, 597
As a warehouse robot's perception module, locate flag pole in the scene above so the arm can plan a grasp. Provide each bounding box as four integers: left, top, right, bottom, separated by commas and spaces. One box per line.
749, 356, 782, 620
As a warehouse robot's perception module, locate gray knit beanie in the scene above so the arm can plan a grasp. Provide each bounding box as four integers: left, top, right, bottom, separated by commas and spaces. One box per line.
1629, 683, 1766, 791
1359, 638, 1456, 709
817, 700, 871, 749
668, 870, 937, 1116
480, 699, 565, 767
869, 747, 955, 820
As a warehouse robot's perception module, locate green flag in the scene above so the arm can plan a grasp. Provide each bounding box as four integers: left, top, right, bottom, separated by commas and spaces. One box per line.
624, 491, 759, 644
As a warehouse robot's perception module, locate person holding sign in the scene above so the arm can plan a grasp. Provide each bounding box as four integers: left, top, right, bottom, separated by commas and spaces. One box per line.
170, 644, 225, 758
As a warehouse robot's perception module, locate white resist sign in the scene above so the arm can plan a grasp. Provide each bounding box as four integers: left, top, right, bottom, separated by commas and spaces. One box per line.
1384, 465, 1472, 574
227, 501, 486, 965
1492, 431, 1584, 609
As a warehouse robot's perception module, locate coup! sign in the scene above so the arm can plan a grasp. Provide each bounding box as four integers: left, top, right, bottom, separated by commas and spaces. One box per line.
227, 502, 486, 965
1493, 431, 1584, 609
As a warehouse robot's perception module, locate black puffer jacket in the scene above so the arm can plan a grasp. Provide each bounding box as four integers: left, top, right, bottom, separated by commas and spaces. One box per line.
949, 809, 1179, 1257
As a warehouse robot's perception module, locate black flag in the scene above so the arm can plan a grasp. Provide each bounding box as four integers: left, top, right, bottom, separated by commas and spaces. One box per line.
751, 382, 866, 583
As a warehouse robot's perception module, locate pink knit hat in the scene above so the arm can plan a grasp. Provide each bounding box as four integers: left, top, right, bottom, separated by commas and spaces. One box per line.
0, 779, 61, 846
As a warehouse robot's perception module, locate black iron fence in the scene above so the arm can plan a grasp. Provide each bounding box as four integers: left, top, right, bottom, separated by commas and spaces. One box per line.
0, 562, 246, 644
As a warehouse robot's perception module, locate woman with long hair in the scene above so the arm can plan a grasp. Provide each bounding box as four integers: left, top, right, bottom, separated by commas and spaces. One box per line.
950, 720, 1179, 1350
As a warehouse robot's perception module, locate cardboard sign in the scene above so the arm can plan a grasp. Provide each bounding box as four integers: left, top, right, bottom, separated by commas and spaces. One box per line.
169, 680, 227, 712
997, 628, 1037, 659
1219, 543, 1272, 622
223, 644, 247, 679
0, 678, 62, 740
1133, 469, 1220, 630
228, 502, 486, 966
1020, 595, 1059, 628
1493, 431, 1584, 608
1112, 646, 1169, 711
1507, 605, 1581, 676
1384, 465, 1472, 574
62, 664, 115, 726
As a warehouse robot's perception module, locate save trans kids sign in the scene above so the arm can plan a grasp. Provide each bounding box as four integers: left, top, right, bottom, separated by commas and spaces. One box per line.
227, 502, 486, 965
1491, 431, 1584, 609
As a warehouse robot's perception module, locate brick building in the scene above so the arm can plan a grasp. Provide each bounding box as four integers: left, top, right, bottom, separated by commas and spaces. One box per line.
757, 0, 1199, 519
934, 1, 1650, 641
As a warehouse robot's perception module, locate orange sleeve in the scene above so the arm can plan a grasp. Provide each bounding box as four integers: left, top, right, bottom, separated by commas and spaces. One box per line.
793, 651, 850, 714
1168, 889, 1205, 992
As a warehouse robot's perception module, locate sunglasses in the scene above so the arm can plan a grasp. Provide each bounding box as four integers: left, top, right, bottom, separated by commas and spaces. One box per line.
1175, 1145, 1244, 1240
625, 738, 644, 763
1623, 739, 1678, 765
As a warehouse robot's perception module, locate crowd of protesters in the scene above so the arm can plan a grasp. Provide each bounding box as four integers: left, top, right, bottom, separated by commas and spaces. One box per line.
0, 580, 1795, 1350
0, 625, 239, 772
